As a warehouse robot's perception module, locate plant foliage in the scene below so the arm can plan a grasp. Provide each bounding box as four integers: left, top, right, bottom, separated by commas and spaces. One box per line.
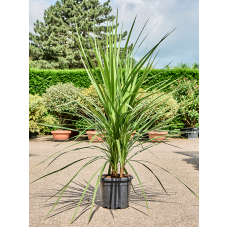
79, 84, 105, 114
173, 78, 199, 128
32, 12, 198, 223
29, 94, 57, 134
42, 82, 81, 127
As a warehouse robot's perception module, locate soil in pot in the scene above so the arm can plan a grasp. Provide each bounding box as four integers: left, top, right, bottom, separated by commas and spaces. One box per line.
100, 174, 133, 209
86, 130, 104, 142
51, 130, 71, 141
148, 131, 168, 142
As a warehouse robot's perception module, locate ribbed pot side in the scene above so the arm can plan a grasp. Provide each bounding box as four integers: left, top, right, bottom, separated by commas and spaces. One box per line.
86, 131, 104, 142
51, 130, 71, 141
100, 175, 133, 209
148, 131, 168, 141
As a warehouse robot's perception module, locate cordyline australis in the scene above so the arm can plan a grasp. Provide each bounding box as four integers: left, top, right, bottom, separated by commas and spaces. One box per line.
31, 9, 198, 224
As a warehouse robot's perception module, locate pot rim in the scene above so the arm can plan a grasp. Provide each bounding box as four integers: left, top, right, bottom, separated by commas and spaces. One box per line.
86, 130, 105, 135
148, 131, 168, 134
101, 174, 133, 181
86, 130, 105, 133
180, 127, 199, 130
51, 130, 71, 133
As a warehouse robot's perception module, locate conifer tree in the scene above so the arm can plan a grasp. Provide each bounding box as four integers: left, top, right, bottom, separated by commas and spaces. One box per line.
29, 0, 129, 69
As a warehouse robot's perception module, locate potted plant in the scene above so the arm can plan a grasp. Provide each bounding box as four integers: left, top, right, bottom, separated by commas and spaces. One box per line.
144, 89, 179, 142
135, 88, 179, 142
29, 94, 57, 138
78, 85, 105, 142
173, 78, 199, 139
31, 13, 198, 223
79, 85, 135, 142
42, 82, 81, 141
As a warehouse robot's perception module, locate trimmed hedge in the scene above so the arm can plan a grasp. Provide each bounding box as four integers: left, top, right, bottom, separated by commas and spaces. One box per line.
29, 68, 199, 95
141, 69, 199, 92
29, 68, 102, 95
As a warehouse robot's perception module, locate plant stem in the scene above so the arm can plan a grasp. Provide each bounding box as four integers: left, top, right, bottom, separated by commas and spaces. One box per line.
120, 164, 124, 178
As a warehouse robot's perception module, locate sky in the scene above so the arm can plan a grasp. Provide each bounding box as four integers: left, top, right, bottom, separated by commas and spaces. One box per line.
29, 0, 199, 69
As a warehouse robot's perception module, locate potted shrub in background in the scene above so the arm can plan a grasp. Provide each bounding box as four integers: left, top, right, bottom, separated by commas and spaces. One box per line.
74, 118, 104, 142
136, 89, 179, 142
31, 13, 198, 223
79, 85, 136, 142
42, 82, 81, 141
79, 85, 105, 142
86, 130, 104, 142
29, 94, 57, 138
173, 78, 199, 139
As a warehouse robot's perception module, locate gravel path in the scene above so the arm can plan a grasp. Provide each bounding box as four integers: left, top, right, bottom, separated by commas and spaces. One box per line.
29, 138, 199, 227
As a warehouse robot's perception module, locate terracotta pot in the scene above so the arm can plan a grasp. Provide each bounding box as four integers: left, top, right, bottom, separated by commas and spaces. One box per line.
51, 130, 71, 141
130, 131, 136, 140
148, 131, 168, 142
86, 130, 104, 142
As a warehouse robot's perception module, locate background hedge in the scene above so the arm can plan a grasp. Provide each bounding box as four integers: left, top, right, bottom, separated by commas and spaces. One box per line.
29, 68, 101, 95
141, 69, 199, 92
29, 68, 199, 95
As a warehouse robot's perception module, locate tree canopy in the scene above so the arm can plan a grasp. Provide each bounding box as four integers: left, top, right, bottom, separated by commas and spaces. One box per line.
29, 0, 129, 69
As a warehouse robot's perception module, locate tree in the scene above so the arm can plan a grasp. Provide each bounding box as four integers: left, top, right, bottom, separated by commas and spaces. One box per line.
29, 0, 129, 69
191, 62, 199, 69
164, 62, 199, 70
123, 57, 138, 68
174, 62, 191, 69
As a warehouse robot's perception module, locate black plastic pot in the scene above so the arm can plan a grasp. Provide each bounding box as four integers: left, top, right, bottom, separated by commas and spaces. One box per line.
100, 175, 133, 209
29, 131, 38, 139
180, 127, 199, 139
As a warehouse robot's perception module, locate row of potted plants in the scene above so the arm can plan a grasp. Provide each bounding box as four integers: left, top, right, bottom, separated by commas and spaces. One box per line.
30, 79, 199, 141
85, 130, 168, 142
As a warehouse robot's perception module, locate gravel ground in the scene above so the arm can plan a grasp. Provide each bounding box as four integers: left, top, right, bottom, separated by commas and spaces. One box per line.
29, 138, 199, 227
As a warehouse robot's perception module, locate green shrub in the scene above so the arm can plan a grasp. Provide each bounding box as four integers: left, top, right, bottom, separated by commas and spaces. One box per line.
29, 94, 57, 134
137, 88, 179, 129
148, 91, 179, 127
79, 85, 105, 115
74, 118, 90, 130
162, 115, 185, 130
42, 82, 81, 128
173, 78, 199, 128
78, 86, 179, 130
